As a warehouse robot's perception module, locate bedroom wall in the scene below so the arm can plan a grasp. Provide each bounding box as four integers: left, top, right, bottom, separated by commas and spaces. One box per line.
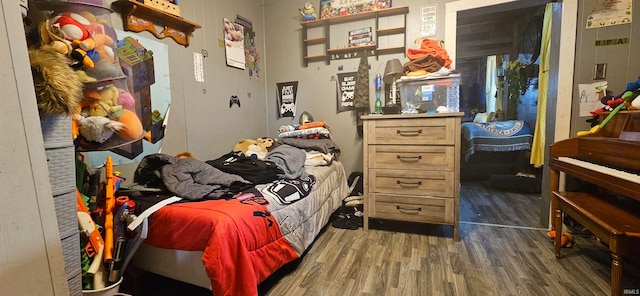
105, 0, 269, 177
263, 0, 453, 177
571, 0, 640, 136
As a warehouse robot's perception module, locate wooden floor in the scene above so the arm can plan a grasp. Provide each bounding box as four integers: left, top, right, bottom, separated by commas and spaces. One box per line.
127, 181, 640, 296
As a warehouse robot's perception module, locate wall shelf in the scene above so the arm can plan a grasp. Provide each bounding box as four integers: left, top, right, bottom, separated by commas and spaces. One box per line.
300, 6, 408, 66
114, 0, 201, 47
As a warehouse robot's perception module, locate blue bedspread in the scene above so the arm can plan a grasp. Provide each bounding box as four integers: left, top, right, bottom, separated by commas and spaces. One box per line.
461, 120, 533, 161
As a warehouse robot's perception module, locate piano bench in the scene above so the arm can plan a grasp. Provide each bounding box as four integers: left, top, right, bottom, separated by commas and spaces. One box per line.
552, 191, 640, 296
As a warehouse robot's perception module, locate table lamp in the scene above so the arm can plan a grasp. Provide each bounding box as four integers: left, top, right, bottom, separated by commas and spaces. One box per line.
383, 58, 404, 105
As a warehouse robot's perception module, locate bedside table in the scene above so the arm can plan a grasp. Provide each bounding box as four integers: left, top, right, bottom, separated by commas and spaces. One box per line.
361, 113, 463, 240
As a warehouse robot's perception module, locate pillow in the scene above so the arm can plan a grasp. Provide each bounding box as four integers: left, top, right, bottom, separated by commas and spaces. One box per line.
473, 112, 488, 123
473, 112, 495, 123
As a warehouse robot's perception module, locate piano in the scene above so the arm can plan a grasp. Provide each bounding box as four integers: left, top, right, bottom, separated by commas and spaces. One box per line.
549, 111, 640, 296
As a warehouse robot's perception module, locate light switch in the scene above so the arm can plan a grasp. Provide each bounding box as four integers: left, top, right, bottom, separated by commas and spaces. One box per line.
594, 63, 607, 80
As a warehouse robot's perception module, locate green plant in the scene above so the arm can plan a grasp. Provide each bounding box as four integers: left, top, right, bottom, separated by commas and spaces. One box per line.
504, 58, 531, 106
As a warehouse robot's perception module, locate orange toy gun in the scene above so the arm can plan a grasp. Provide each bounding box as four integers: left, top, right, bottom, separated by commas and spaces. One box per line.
103, 156, 115, 264
76, 190, 104, 258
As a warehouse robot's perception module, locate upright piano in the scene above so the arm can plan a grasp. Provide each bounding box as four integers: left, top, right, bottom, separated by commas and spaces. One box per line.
549, 111, 640, 296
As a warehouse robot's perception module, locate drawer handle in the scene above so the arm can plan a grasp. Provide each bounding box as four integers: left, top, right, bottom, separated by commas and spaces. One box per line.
396, 205, 422, 213
396, 129, 422, 136
396, 180, 422, 188
397, 155, 422, 162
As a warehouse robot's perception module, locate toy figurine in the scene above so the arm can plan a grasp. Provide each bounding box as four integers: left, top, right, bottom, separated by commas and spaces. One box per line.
299, 2, 317, 21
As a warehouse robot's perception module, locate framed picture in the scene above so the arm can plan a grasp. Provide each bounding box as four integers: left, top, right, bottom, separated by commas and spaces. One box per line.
348, 27, 372, 47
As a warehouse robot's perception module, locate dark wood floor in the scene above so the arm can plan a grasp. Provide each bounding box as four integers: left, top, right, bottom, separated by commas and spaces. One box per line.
124, 182, 640, 295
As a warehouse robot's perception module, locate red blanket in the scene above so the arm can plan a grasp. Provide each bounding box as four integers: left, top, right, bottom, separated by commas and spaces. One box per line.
144, 197, 298, 296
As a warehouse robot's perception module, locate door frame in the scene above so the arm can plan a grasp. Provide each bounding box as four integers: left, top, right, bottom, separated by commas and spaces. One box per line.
445, 0, 578, 227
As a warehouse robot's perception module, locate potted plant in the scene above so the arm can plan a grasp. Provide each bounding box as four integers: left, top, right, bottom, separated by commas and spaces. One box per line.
503, 58, 531, 119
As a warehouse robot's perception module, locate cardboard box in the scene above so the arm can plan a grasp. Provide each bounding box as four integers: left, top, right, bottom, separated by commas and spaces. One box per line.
396, 74, 460, 113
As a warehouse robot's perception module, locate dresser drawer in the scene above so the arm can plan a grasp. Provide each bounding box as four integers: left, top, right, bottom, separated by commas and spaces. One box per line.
368, 145, 455, 171
369, 169, 454, 197
369, 194, 454, 224
366, 117, 457, 145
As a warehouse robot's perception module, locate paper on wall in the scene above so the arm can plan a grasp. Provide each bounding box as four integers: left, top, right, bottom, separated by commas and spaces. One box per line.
578, 81, 608, 117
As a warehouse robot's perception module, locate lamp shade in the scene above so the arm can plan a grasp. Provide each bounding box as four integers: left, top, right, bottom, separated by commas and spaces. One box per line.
383, 58, 404, 84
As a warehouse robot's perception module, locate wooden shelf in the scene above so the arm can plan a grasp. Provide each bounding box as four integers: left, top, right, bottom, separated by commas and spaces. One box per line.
304, 37, 327, 45
300, 6, 408, 66
300, 6, 409, 27
114, 0, 201, 47
378, 27, 405, 36
327, 44, 376, 54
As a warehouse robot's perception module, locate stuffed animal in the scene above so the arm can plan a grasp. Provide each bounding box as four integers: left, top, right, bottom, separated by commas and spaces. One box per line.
76, 33, 115, 63
82, 86, 123, 118
117, 88, 136, 111
233, 137, 277, 159
112, 109, 144, 141
85, 59, 122, 81
28, 48, 83, 115
73, 113, 124, 143
39, 19, 94, 69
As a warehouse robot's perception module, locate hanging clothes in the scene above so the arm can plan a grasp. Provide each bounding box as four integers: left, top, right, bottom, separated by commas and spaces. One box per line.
353, 52, 370, 136
530, 4, 552, 167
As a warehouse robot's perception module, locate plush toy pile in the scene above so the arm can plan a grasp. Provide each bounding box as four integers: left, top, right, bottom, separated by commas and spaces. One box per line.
233, 137, 277, 160
580, 77, 640, 137
27, 5, 143, 147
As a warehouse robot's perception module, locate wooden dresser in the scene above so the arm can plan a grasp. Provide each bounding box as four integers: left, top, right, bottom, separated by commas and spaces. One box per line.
361, 113, 463, 240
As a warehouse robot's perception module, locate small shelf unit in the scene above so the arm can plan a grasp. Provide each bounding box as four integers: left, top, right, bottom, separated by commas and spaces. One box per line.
300, 6, 408, 67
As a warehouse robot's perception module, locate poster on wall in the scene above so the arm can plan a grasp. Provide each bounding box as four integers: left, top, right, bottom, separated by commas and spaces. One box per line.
586, 0, 632, 29
234, 15, 261, 78
578, 81, 608, 117
86, 30, 171, 168
223, 18, 246, 69
319, 0, 391, 19
336, 72, 357, 112
420, 5, 437, 37
277, 81, 298, 118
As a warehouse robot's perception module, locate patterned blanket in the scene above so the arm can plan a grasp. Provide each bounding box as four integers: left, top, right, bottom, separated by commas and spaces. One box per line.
461, 120, 533, 161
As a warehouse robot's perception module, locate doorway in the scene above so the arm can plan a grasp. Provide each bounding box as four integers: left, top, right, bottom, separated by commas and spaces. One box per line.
445, 0, 577, 228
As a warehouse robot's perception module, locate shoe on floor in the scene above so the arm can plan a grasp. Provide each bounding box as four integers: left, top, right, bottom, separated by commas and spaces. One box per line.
331, 214, 363, 230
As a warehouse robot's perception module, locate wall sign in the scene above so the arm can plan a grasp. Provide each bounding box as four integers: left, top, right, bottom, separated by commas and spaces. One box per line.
276, 81, 298, 118
336, 72, 358, 112
595, 37, 629, 46
586, 0, 632, 29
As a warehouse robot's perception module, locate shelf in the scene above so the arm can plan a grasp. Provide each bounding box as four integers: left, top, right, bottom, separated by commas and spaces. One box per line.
300, 6, 409, 27
113, 0, 201, 47
304, 37, 327, 45
300, 6, 408, 66
378, 27, 405, 36
327, 44, 376, 54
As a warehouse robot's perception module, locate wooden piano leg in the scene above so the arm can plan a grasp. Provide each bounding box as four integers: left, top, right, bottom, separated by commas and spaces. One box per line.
554, 208, 563, 258
550, 169, 559, 231
611, 253, 624, 296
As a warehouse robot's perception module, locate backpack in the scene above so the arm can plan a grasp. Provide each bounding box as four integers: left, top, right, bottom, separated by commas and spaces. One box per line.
206, 151, 280, 184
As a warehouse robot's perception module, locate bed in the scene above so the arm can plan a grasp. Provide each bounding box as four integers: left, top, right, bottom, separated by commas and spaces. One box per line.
460, 120, 533, 180
129, 148, 350, 295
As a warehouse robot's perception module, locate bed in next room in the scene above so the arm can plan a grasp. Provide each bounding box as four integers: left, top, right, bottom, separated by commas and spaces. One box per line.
126, 121, 350, 296
460, 119, 534, 181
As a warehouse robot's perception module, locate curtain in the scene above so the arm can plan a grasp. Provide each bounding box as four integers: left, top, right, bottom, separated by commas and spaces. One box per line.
530, 3, 552, 167
485, 55, 497, 113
